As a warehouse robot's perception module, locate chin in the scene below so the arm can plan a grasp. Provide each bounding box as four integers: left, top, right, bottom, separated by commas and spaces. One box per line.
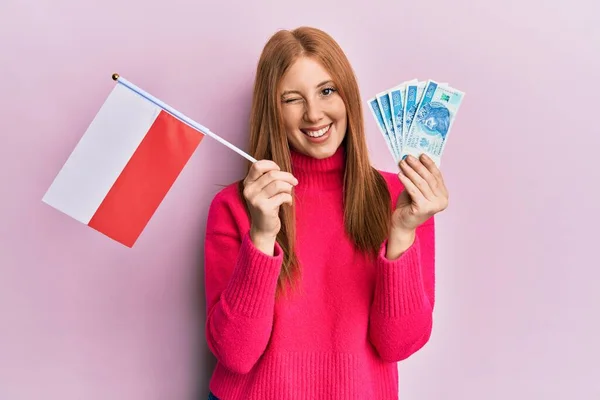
292, 141, 342, 160
306, 145, 339, 159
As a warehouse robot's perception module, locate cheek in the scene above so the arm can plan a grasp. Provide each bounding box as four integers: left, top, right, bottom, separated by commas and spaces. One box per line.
282, 108, 302, 131
333, 99, 347, 125
333, 97, 346, 121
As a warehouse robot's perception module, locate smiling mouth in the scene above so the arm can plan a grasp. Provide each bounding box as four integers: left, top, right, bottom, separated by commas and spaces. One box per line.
300, 124, 332, 138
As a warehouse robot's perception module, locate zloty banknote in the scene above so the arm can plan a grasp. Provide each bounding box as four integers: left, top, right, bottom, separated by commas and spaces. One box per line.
368, 79, 463, 166
402, 81, 426, 140
403, 81, 448, 138
368, 79, 416, 162
401, 80, 465, 166
375, 91, 400, 160
388, 79, 417, 156
368, 97, 398, 162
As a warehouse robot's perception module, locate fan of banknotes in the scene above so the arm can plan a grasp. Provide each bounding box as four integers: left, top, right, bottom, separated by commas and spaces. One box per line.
367, 79, 465, 167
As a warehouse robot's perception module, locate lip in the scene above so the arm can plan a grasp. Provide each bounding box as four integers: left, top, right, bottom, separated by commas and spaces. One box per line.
300, 123, 332, 133
301, 123, 332, 143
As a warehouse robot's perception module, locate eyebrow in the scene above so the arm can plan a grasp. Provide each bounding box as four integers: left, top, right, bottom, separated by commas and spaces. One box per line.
281, 80, 334, 97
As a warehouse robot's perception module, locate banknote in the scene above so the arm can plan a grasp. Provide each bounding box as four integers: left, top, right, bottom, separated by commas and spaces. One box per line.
388, 79, 417, 155
402, 81, 425, 138
375, 91, 400, 160
400, 80, 465, 166
403, 81, 448, 137
367, 97, 397, 162
368, 79, 463, 167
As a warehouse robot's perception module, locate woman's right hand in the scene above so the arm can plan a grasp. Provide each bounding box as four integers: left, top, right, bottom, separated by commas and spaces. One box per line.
242, 160, 298, 255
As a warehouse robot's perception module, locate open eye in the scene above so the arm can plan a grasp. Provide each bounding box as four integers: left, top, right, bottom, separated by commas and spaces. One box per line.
321, 87, 337, 96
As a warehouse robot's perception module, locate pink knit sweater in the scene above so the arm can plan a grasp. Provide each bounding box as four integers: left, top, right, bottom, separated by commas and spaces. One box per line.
204, 146, 435, 399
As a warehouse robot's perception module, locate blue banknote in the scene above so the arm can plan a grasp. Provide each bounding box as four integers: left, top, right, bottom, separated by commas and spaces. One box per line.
375, 91, 400, 160
403, 81, 427, 137
368, 97, 397, 162
389, 79, 417, 155
401, 80, 465, 166
367, 79, 460, 166
403, 81, 448, 141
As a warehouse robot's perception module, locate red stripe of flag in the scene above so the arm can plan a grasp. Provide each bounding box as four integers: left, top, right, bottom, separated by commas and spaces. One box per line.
88, 110, 203, 247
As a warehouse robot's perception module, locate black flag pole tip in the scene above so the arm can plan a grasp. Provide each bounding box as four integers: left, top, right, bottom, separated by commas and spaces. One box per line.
112, 73, 120, 81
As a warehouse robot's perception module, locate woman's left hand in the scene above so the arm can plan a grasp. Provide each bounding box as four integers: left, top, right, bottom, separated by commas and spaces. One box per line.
392, 153, 449, 233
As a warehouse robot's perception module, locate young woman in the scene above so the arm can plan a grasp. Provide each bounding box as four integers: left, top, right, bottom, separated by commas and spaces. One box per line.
203, 26, 449, 400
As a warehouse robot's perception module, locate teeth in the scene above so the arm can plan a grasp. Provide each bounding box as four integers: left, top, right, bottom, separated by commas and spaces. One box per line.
305, 125, 330, 138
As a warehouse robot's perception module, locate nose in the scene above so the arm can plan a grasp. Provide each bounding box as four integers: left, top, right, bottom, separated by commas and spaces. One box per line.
303, 99, 324, 123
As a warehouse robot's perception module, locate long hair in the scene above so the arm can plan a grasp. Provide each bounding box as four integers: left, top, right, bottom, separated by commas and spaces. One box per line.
238, 26, 391, 295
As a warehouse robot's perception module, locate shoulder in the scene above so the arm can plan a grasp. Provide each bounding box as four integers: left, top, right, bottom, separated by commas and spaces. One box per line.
206, 181, 250, 236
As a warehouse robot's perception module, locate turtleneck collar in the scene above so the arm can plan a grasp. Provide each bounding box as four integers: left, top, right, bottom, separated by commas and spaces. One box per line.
290, 145, 346, 191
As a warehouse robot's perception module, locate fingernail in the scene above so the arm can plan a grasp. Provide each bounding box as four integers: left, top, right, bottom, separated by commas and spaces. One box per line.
421, 153, 430, 161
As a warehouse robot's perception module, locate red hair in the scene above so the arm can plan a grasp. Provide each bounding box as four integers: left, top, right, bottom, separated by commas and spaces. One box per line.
239, 27, 391, 295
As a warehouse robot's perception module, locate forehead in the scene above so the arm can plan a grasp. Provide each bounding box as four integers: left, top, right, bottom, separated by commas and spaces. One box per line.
280, 57, 332, 89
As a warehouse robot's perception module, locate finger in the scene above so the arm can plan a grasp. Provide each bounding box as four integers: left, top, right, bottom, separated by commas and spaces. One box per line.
419, 154, 447, 196
397, 170, 426, 203
268, 192, 293, 208
245, 160, 281, 184
406, 155, 440, 196
244, 170, 297, 200
261, 179, 294, 199
253, 170, 298, 192
400, 157, 435, 200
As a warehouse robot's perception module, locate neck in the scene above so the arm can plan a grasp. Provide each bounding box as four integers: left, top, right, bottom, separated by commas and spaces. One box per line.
290, 146, 346, 191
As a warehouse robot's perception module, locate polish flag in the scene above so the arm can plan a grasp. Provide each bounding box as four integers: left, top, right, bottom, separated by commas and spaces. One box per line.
42, 81, 204, 247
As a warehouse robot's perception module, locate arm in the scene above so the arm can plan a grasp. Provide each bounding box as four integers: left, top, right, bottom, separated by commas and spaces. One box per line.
368, 216, 435, 362
204, 192, 282, 374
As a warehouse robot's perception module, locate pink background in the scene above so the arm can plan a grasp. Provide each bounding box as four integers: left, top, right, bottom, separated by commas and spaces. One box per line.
1, 0, 599, 398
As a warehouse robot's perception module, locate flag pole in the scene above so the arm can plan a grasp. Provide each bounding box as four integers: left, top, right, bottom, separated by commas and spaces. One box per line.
111, 73, 258, 163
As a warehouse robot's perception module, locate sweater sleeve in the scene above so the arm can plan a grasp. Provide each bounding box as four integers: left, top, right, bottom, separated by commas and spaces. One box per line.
204, 191, 283, 374
368, 216, 436, 363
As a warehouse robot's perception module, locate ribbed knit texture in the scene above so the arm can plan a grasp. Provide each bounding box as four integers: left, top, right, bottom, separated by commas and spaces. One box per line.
204, 145, 436, 399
